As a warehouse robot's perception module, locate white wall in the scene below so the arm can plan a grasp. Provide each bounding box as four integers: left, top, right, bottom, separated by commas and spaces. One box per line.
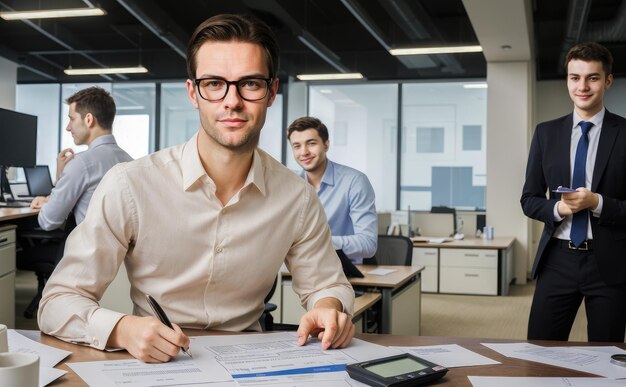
487, 61, 532, 285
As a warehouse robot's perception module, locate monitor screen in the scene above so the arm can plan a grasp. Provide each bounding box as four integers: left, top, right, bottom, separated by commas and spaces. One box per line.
0, 108, 37, 167
24, 165, 53, 196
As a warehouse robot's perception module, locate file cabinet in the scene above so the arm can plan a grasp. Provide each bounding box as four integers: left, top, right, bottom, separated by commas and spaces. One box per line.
0, 225, 16, 327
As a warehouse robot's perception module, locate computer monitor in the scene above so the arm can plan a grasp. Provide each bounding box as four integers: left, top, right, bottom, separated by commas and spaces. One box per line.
24, 166, 53, 196
0, 108, 37, 167
0, 108, 37, 202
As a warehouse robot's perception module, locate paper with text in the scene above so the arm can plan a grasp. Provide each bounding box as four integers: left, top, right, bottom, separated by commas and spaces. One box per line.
392, 344, 500, 368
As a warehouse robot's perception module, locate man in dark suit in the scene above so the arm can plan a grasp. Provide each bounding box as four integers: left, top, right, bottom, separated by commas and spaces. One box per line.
521, 42, 626, 342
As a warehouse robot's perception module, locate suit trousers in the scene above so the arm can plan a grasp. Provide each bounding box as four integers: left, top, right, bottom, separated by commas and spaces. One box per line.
528, 239, 626, 342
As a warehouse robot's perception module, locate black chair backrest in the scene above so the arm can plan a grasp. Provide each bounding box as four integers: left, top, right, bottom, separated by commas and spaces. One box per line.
373, 235, 413, 266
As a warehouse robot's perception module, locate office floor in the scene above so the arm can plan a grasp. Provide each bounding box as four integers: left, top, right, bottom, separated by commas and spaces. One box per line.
16, 271, 589, 341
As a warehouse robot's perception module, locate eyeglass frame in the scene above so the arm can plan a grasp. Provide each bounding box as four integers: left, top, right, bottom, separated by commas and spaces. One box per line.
193, 77, 274, 102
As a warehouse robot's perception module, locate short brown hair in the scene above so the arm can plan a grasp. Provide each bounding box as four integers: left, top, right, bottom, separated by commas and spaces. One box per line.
65, 86, 116, 130
565, 42, 613, 75
287, 116, 329, 143
186, 14, 279, 80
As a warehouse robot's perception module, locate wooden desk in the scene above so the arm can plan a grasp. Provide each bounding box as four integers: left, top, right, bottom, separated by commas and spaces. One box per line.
36, 331, 626, 386
0, 207, 38, 222
413, 237, 514, 295
281, 265, 423, 335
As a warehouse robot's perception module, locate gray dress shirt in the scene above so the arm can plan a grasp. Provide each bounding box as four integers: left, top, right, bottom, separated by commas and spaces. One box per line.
38, 134, 132, 230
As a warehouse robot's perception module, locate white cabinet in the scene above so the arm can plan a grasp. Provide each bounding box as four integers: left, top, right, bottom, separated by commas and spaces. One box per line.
439, 248, 498, 295
0, 226, 16, 327
412, 247, 438, 292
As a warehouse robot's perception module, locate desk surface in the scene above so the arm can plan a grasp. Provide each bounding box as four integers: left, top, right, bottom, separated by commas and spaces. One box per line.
281, 264, 423, 289
38, 331, 626, 386
353, 292, 381, 317
0, 207, 38, 222
349, 264, 423, 288
412, 236, 514, 249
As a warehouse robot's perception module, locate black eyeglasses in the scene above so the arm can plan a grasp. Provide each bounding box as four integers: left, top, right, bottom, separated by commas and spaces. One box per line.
194, 77, 273, 102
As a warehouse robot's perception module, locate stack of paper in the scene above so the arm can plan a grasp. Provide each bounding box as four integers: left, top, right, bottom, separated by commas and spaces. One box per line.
8, 329, 70, 386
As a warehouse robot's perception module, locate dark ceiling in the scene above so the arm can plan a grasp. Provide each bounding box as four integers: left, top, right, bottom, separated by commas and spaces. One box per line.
0, 0, 625, 85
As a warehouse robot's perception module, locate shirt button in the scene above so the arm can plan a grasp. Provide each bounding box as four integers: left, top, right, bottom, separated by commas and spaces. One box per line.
215, 246, 223, 253
93, 339, 99, 346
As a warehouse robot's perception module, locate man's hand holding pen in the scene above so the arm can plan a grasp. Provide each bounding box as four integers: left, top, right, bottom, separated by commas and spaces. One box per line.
106, 314, 191, 363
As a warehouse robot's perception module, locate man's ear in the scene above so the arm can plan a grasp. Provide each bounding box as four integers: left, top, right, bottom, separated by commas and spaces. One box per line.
84, 112, 95, 128
186, 79, 199, 109
324, 140, 330, 152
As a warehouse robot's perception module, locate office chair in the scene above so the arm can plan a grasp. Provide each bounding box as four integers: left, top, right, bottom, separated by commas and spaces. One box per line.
260, 275, 278, 331
16, 214, 76, 319
371, 235, 413, 266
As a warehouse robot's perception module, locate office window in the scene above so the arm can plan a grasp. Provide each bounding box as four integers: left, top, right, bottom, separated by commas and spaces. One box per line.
258, 94, 283, 161
160, 82, 198, 148
306, 84, 398, 212
16, 84, 61, 180
463, 125, 482, 151
401, 82, 486, 210
416, 127, 444, 153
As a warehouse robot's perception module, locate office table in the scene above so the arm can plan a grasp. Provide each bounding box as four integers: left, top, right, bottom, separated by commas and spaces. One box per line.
0, 207, 38, 327
281, 265, 423, 336
34, 331, 626, 386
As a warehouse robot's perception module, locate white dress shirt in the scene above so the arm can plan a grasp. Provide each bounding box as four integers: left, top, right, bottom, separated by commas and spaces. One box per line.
552, 108, 605, 240
38, 133, 354, 350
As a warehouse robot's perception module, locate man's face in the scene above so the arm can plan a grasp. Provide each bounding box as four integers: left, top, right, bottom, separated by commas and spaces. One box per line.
66, 102, 90, 146
567, 59, 613, 119
289, 128, 329, 173
186, 41, 278, 152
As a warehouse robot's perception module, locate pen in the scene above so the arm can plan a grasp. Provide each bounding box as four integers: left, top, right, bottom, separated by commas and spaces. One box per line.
145, 294, 193, 358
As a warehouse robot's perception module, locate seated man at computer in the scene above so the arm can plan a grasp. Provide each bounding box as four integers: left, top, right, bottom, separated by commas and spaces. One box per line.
39, 14, 355, 363
30, 86, 132, 230
288, 116, 377, 264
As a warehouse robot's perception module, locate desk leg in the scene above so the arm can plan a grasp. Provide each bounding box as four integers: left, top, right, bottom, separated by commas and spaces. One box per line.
381, 289, 392, 334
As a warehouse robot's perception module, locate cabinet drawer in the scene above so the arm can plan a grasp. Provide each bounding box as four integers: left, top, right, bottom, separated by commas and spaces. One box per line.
439, 267, 497, 295
420, 266, 438, 293
440, 248, 497, 269
413, 247, 438, 266
0, 270, 15, 327
0, 228, 16, 245
0, 243, 16, 276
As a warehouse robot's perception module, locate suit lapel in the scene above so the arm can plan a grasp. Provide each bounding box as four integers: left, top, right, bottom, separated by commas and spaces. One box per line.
557, 114, 573, 186
592, 111, 619, 192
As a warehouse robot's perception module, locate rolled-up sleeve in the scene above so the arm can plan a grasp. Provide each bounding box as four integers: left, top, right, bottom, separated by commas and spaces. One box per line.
286, 185, 355, 317
38, 165, 136, 349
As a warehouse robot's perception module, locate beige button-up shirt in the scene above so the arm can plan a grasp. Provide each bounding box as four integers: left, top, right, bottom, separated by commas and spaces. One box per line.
38, 133, 354, 350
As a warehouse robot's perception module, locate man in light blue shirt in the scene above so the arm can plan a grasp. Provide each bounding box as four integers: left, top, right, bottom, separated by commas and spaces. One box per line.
31, 86, 132, 229
288, 116, 377, 263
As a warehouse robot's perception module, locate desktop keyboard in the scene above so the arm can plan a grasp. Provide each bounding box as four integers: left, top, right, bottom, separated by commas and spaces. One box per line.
0, 200, 31, 208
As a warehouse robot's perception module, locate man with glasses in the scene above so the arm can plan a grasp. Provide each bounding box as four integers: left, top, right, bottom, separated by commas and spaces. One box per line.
39, 14, 355, 363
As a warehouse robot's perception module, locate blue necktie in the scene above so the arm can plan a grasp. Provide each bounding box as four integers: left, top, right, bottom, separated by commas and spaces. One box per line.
570, 121, 593, 247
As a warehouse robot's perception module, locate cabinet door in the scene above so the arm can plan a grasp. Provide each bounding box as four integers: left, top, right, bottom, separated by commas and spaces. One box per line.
440, 248, 497, 295
412, 247, 438, 293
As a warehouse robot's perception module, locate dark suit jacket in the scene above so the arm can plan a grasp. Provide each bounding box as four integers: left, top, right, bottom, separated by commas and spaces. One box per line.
521, 110, 626, 285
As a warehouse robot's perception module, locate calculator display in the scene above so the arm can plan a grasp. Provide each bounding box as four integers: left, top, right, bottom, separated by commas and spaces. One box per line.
363, 357, 429, 378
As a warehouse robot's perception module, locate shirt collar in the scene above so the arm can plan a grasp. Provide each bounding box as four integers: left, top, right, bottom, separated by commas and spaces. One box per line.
89, 134, 116, 149
181, 132, 267, 196
573, 107, 605, 130
320, 159, 335, 187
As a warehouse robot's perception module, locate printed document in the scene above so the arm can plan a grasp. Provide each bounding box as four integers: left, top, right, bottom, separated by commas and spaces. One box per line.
469, 376, 626, 387
8, 329, 69, 386
482, 342, 626, 379
66, 332, 400, 386
392, 344, 500, 368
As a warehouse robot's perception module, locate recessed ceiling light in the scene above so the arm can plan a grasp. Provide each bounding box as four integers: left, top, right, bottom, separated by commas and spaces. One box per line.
389, 45, 483, 56
0, 7, 106, 20
64, 66, 148, 75
319, 89, 334, 94
463, 83, 488, 89
296, 73, 364, 81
